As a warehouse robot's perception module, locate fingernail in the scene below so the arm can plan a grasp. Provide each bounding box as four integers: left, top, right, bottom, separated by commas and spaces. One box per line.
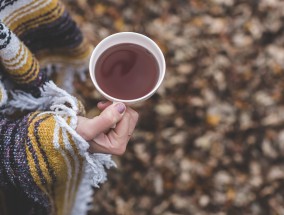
115, 103, 126, 114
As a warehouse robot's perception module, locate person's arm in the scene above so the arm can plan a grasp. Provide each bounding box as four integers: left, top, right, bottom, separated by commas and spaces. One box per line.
0, 5, 139, 214
0, 101, 138, 214
0, 22, 47, 96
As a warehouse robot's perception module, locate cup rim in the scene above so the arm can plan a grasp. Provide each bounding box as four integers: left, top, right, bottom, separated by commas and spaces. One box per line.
89, 32, 166, 104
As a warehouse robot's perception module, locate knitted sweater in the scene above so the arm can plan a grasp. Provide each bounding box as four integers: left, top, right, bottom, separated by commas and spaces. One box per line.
0, 1, 115, 215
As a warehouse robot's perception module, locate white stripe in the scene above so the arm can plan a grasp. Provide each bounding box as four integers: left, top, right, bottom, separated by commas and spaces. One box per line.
70, 153, 116, 215
3, 42, 23, 63
3, 0, 47, 25
0, 81, 8, 107
0, 0, 34, 21
0, 28, 21, 60
62, 118, 80, 210
4, 38, 28, 71
5, 0, 54, 27
70, 163, 93, 215
0, 28, 33, 76
53, 121, 73, 215
6, 81, 116, 215
4, 43, 25, 66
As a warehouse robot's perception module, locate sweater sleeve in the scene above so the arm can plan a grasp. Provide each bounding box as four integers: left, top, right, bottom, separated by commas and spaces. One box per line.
0, 113, 51, 213
0, 0, 93, 94
0, 108, 116, 215
0, 22, 47, 95
0, 1, 114, 214
0, 112, 85, 214
0, 79, 115, 215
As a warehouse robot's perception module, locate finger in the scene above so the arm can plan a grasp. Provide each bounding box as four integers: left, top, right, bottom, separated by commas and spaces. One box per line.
89, 133, 127, 155
88, 133, 112, 154
110, 112, 131, 139
126, 107, 139, 121
125, 107, 139, 136
88, 140, 109, 154
88, 113, 133, 155
86, 102, 126, 140
97, 101, 112, 110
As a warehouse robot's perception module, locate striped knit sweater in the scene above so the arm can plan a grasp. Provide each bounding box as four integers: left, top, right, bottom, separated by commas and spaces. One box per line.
0, 1, 115, 215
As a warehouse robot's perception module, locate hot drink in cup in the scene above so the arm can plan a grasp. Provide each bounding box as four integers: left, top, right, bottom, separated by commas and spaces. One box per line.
89, 32, 166, 104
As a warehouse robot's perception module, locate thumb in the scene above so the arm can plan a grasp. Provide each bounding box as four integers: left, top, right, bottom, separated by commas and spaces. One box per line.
86, 102, 126, 139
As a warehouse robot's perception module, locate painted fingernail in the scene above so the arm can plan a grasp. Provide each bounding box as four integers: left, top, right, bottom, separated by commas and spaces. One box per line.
115, 103, 126, 114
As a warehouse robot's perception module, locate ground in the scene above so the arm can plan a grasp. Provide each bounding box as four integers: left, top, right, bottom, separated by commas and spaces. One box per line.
64, 0, 284, 214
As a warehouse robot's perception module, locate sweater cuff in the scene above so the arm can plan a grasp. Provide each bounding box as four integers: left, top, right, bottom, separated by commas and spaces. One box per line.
5, 80, 116, 215
8, 80, 116, 182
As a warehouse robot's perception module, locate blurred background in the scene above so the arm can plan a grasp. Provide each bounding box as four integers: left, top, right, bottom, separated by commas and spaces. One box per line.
65, 0, 284, 214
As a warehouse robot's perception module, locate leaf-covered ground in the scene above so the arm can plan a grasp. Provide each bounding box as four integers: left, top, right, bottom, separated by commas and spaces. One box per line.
64, 0, 284, 214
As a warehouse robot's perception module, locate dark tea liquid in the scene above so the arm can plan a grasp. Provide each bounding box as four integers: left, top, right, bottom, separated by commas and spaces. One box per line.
95, 43, 159, 100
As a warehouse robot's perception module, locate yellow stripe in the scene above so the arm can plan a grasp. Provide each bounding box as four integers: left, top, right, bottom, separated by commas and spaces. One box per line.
7, 50, 38, 74
53, 128, 68, 215
6, 48, 31, 75
25, 114, 85, 214
66, 117, 85, 212
66, 117, 84, 206
66, 117, 84, 164
25, 113, 52, 204
28, 114, 53, 186
67, 131, 84, 206
12, 58, 40, 84
3, 0, 47, 25
8, 0, 56, 31
38, 116, 69, 214
6, 52, 40, 84
5, 43, 28, 67
3, 43, 23, 63
16, 4, 64, 36
59, 122, 78, 214
25, 139, 46, 189
10, 1, 64, 36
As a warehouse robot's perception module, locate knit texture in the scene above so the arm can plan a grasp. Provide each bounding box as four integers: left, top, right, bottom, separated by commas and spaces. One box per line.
0, 1, 115, 215
0, 0, 93, 93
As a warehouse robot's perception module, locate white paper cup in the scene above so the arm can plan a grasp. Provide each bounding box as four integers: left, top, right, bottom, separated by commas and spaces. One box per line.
89, 32, 166, 104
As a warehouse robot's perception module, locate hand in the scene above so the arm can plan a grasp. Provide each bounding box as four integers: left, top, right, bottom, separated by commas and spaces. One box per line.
76, 101, 139, 155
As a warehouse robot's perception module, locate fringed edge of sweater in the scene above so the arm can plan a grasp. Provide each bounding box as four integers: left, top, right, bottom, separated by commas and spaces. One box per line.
7, 81, 116, 215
